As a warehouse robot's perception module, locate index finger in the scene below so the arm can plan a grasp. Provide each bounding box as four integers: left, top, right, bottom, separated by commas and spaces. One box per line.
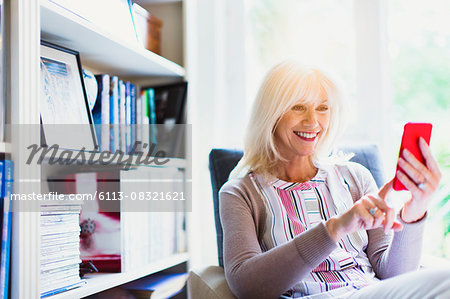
378, 178, 394, 200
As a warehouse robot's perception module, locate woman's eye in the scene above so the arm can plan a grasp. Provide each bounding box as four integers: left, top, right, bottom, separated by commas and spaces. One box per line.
317, 105, 329, 112
292, 105, 306, 111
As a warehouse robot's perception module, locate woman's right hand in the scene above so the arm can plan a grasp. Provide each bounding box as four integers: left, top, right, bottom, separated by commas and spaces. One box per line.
326, 179, 403, 242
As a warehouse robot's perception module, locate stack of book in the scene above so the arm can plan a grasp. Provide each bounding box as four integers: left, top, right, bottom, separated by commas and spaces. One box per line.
40, 201, 85, 298
92, 75, 187, 157
120, 167, 187, 271
92, 74, 143, 154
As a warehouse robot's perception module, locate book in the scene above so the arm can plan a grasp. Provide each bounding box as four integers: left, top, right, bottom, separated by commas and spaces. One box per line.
92, 74, 110, 151
147, 88, 157, 145
41, 256, 80, 274
40, 280, 86, 298
40, 231, 81, 244
151, 82, 187, 125
131, 2, 150, 48
0, 160, 13, 299
130, 83, 137, 154
41, 267, 80, 283
0, 160, 13, 198
41, 250, 81, 265
136, 88, 142, 152
110, 76, 120, 152
40, 263, 80, 277
141, 90, 150, 154
40, 214, 79, 226
153, 82, 188, 158
41, 242, 80, 255
40, 210, 83, 216
40, 223, 80, 236
119, 80, 127, 153
122, 272, 188, 299
40, 204, 82, 213
125, 81, 132, 154
40, 275, 82, 294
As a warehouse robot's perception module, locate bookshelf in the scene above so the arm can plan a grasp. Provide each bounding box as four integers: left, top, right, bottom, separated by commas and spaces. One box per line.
6, 0, 189, 298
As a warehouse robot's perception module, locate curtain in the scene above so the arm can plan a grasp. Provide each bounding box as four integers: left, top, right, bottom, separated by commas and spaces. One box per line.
185, 0, 247, 268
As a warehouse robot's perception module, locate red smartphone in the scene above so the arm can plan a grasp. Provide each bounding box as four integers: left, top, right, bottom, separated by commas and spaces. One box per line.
393, 122, 433, 191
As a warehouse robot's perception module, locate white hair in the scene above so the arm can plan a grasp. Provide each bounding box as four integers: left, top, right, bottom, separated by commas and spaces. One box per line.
231, 60, 348, 178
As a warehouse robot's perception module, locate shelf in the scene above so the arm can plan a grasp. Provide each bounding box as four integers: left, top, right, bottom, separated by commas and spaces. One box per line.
40, 0, 185, 78
0, 142, 11, 153
48, 252, 189, 299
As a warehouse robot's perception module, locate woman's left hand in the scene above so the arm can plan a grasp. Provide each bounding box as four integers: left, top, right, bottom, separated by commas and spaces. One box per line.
396, 137, 442, 223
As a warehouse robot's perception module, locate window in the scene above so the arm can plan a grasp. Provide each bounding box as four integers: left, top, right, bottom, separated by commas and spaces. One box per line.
245, 0, 356, 110
388, 0, 450, 259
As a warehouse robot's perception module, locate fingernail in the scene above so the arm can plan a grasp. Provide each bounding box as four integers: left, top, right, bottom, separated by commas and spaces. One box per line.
403, 149, 410, 157
398, 157, 404, 165
396, 170, 403, 177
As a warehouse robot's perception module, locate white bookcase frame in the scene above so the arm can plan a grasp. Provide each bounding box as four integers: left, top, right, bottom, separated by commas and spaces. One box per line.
5, 0, 188, 298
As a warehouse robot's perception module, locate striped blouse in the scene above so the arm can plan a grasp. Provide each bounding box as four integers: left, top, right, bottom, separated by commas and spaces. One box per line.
251, 167, 378, 298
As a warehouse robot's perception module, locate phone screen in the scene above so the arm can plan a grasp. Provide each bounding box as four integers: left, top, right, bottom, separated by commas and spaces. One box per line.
393, 122, 432, 191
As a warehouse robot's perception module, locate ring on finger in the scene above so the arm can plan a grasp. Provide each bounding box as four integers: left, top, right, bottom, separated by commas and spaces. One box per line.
418, 182, 426, 190
369, 207, 378, 215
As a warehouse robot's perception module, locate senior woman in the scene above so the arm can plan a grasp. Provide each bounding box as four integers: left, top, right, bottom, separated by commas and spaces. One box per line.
219, 61, 450, 298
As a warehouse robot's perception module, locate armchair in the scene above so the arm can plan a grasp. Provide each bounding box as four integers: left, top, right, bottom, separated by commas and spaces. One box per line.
187, 145, 385, 299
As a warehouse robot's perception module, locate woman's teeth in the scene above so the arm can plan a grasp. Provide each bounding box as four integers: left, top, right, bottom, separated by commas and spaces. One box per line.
295, 131, 318, 138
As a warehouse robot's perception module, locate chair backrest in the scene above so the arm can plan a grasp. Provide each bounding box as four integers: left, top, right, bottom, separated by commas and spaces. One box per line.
209, 144, 385, 267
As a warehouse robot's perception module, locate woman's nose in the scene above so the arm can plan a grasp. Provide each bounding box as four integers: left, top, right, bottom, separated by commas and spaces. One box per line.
302, 110, 318, 126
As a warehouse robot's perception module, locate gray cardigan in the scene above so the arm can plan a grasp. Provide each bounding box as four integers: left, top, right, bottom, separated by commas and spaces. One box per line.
219, 162, 426, 299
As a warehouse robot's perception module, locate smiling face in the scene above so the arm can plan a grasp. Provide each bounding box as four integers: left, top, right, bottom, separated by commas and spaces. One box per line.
235, 61, 345, 179
274, 97, 330, 162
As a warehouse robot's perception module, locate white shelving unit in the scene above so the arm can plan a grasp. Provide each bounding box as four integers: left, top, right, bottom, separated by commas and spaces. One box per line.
6, 0, 188, 298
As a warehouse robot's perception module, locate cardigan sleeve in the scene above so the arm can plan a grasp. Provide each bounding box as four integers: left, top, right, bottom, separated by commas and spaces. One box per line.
349, 163, 426, 279
219, 178, 337, 299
